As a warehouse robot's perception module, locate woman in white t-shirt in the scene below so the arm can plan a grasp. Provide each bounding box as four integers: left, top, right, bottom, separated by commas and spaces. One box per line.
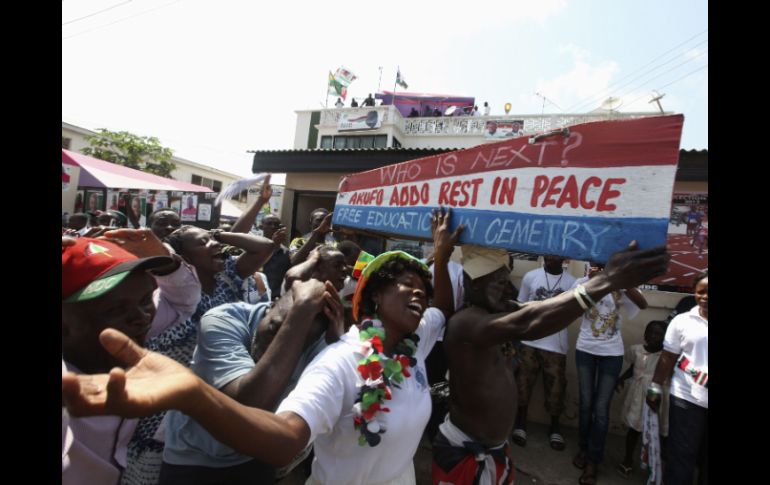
646, 272, 708, 485
571, 262, 647, 485
270, 209, 459, 484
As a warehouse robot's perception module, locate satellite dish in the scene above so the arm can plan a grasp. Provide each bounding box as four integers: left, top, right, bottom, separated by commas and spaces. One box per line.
600, 97, 623, 111
444, 106, 457, 116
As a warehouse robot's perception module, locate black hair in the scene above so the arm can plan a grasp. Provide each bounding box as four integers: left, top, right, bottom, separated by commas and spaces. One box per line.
337, 240, 362, 258
645, 320, 668, 334
164, 225, 200, 255
359, 257, 433, 318
693, 270, 708, 287
309, 208, 329, 220
148, 208, 180, 226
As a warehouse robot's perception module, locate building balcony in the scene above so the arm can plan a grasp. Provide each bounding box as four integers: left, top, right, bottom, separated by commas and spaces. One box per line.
318, 105, 664, 138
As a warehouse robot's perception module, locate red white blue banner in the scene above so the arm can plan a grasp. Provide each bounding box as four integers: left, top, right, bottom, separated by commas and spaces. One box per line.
333, 115, 683, 262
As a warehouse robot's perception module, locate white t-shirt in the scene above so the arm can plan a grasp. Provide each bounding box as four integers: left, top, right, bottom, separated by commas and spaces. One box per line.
664, 306, 708, 408
518, 267, 577, 355
572, 276, 640, 356
276, 308, 445, 485
483, 105, 490, 116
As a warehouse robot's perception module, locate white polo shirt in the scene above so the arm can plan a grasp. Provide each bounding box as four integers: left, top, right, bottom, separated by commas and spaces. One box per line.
664, 306, 708, 408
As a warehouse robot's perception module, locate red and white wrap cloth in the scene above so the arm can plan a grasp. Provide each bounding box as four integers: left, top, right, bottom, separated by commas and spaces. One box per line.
641, 405, 662, 485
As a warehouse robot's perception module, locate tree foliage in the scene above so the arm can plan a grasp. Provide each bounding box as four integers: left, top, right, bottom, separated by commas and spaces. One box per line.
82, 129, 177, 178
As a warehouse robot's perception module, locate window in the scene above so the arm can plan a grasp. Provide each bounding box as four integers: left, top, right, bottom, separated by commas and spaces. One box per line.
191, 175, 222, 191
359, 136, 374, 148
326, 135, 390, 149
391, 136, 402, 148
62, 137, 72, 149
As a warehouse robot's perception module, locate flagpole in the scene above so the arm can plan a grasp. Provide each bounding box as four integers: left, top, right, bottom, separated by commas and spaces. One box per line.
325, 71, 329, 108
393, 66, 399, 111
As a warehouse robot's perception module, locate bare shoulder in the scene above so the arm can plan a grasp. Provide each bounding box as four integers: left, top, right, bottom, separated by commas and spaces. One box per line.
446, 306, 489, 340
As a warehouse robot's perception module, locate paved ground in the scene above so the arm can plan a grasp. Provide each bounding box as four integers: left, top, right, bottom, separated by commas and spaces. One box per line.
280, 422, 652, 485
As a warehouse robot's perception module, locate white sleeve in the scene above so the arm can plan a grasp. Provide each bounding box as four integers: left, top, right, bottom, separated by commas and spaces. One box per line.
518, 272, 534, 302
619, 291, 641, 320
663, 317, 684, 355
275, 354, 346, 445
416, 308, 446, 360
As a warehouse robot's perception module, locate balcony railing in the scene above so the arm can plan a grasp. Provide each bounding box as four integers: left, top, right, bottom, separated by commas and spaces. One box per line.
318, 106, 662, 137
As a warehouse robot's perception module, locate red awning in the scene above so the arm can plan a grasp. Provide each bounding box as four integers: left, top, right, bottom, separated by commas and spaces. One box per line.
62, 149, 213, 192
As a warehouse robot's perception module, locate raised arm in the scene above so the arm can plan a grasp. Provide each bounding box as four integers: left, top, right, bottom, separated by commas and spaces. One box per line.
220, 280, 332, 410
290, 212, 333, 266
231, 175, 272, 234
454, 241, 669, 347
283, 247, 322, 292
431, 207, 464, 319
62, 329, 310, 467
212, 231, 278, 279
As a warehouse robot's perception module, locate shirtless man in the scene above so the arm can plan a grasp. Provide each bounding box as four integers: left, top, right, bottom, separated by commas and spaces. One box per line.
432, 243, 669, 485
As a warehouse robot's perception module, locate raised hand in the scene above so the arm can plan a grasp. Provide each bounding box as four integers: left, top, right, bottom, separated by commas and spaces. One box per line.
290, 278, 329, 313
271, 227, 287, 247
603, 241, 670, 290
62, 329, 201, 418
313, 212, 334, 236
431, 207, 464, 264
100, 228, 170, 258
259, 174, 273, 200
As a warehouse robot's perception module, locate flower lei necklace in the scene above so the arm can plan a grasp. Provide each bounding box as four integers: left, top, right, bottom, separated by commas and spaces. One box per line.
352, 316, 419, 447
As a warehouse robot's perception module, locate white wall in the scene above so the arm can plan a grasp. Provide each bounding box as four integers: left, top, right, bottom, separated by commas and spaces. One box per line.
62, 127, 91, 153
294, 112, 313, 149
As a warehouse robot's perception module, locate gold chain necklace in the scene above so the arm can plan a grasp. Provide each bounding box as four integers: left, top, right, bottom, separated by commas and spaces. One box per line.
589, 291, 622, 337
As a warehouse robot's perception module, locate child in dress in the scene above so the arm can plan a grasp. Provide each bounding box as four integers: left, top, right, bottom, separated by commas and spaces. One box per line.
615, 320, 670, 478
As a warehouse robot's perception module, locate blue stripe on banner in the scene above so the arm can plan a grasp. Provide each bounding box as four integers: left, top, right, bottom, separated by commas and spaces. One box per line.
333, 205, 668, 263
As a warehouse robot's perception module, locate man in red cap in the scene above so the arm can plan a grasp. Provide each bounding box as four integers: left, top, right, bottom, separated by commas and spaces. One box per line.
62, 229, 201, 485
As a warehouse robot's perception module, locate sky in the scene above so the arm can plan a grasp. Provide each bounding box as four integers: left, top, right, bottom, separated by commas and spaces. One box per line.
62, 0, 708, 180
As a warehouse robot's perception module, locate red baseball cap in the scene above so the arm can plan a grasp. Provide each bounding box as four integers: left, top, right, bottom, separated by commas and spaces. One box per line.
62, 238, 172, 303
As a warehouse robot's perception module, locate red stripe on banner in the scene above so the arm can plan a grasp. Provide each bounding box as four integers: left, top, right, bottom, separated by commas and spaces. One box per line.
339, 115, 684, 192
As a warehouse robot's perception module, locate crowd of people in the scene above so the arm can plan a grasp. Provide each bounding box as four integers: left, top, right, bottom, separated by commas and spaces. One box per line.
62, 174, 708, 485
332, 95, 498, 119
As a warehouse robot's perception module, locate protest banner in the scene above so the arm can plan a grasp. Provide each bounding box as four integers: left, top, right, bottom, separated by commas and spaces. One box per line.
332, 114, 684, 263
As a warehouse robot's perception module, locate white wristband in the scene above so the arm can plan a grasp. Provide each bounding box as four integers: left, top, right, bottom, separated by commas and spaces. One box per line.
573, 288, 589, 311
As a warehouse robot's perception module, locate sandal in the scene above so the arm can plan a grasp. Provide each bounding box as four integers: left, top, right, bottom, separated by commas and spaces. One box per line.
573, 451, 587, 469
511, 428, 527, 447
578, 463, 597, 485
616, 463, 632, 479
549, 432, 566, 451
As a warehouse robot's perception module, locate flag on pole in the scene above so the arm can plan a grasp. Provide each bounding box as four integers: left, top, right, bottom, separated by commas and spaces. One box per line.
396, 68, 408, 89
334, 66, 358, 86
328, 71, 348, 100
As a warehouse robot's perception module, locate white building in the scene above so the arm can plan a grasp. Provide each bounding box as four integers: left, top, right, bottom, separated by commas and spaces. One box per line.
62, 121, 244, 196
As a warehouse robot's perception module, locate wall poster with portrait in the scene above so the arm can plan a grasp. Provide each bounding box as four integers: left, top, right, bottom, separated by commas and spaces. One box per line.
181, 194, 198, 222
84, 190, 104, 213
